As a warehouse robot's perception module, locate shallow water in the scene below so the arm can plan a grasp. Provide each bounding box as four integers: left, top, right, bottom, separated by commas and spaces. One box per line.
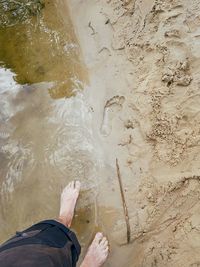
0, 0, 92, 241
0, 1, 131, 266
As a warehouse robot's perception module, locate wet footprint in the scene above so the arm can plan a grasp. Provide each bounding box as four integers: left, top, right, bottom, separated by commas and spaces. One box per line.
100, 95, 125, 136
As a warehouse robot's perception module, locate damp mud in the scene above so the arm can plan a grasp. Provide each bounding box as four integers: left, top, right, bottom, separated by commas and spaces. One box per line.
2, 0, 200, 267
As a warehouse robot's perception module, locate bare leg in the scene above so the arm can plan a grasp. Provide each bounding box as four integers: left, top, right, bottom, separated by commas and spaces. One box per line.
58, 181, 81, 227
80, 232, 109, 267
58, 181, 109, 266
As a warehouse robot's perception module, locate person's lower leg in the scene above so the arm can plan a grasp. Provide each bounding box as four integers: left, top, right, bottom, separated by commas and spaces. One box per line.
58, 181, 81, 228
57, 180, 109, 266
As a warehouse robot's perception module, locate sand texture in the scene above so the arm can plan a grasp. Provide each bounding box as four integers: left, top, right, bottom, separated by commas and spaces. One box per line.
68, 0, 200, 266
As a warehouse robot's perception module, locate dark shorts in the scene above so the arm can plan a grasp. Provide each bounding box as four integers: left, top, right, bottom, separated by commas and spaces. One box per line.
0, 220, 81, 267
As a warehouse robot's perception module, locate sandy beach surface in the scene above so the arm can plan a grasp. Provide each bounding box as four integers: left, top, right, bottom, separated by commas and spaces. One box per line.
67, 0, 200, 266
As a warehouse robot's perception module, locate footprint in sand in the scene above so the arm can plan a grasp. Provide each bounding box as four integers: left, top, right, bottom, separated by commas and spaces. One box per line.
100, 95, 125, 137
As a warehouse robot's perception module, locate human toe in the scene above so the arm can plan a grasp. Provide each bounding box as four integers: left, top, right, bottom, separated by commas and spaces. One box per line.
75, 181, 81, 191
94, 232, 103, 244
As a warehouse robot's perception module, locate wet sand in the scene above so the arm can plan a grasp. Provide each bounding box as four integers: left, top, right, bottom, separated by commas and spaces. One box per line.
68, 0, 200, 266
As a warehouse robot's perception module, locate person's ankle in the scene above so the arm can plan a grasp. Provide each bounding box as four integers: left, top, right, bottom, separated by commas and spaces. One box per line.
57, 216, 71, 228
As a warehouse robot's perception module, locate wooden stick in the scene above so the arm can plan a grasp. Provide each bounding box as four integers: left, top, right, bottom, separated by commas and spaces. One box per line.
116, 158, 131, 244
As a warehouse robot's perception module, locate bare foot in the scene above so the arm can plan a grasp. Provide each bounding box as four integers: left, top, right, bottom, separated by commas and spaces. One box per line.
58, 181, 81, 227
81, 232, 109, 267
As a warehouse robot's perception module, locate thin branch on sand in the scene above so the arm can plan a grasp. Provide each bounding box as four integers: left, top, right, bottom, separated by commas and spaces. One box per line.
116, 158, 131, 244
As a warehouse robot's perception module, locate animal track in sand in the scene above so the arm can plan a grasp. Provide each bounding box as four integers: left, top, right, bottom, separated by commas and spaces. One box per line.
100, 95, 125, 137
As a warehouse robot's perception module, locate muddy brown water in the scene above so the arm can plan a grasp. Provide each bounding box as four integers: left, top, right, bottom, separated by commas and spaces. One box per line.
0, 1, 134, 266
0, 0, 91, 242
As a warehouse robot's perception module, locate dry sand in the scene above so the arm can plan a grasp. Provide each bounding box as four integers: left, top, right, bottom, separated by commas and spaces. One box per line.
68, 0, 200, 266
